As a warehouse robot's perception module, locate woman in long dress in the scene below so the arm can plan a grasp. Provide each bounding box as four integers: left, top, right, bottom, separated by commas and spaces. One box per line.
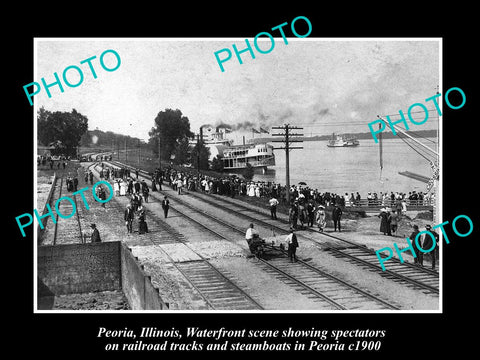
248, 183, 255, 197
151, 177, 157, 192
113, 180, 120, 196
316, 205, 326, 232
137, 205, 148, 234
120, 180, 127, 196
378, 208, 391, 235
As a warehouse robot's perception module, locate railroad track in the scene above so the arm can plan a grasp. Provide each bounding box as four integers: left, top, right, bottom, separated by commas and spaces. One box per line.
174, 260, 263, 310
40, 174, 64, 245
142, 184, 400, 310
178, 189, 440, 295
51, 176, 84, 245
100, 162, 400, 309
258, 249, 397, 310
88, 163, 263, 311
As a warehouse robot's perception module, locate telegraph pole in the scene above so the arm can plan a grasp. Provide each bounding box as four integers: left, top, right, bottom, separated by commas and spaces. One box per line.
158, 132, 162, 171
271, 124, 303, 204
196, 133, 201, 176
137, 138, 141, 165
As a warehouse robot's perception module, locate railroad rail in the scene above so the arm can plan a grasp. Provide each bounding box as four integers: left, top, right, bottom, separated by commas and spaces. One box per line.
99, 160, 428, 307
115, 172, 400, 310
186, 190, 440, 295
259, 248, 398, 310
89, 163, 263, 311
51, 176, 84, 245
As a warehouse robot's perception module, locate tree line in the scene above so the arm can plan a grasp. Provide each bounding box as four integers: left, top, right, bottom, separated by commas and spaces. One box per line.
37, 106, 222, 173
38, 107, 89, 157
148, 108, 218, 172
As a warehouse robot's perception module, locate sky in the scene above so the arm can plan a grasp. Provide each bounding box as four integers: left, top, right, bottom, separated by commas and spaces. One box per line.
35, 38, 440, 143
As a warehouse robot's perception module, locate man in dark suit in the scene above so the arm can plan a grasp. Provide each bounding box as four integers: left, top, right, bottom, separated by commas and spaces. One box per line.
124, 204, 134, 233
162, 196, 170, 218
286, 228, 299, 262
332, 204, 343, 232
423, 224, 439, 270
90, 223, 101, 243
410, 224, 422, 266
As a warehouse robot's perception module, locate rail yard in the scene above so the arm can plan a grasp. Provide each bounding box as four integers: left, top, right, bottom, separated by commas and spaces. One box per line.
36, 158, 439, 311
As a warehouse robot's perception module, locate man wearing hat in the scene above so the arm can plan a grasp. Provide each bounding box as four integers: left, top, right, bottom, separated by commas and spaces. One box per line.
286, 228, 299, 262
332, 203, 343, 232
269, 195, 279, 220
423, 224, 439, 270
124, 204, 134, 233
90, 224, 101, 243
162, 196, 170, 218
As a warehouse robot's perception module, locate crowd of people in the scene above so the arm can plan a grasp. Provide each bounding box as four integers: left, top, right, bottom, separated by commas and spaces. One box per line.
92, 163, 437, 265
146, 165, 433, 208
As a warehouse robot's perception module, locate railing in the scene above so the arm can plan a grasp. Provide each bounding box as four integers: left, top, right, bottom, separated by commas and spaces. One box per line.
224, 156, 275, 169
340, 198, 433, 209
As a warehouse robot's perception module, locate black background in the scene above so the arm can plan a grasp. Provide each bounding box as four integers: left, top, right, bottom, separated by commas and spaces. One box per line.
6, 5, 477, 358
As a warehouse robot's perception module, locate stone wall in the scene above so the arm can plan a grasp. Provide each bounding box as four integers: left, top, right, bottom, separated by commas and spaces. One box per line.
38, 241, 168, 310
38, 242, 121, 295
121, 244, 169, 310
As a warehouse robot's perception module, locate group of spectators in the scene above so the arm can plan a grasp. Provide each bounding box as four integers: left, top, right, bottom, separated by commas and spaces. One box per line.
146, 165, 433, 209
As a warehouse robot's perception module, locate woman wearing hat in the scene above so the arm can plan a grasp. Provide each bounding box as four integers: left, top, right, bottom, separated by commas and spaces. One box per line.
378, 208, 392, 236
137, 205, 148, 234
316, 205, 326, 232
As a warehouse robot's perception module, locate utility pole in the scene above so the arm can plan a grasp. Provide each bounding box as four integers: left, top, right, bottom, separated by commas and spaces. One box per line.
196, 133, 201, 176
137, 138, 141, 165
271, 124, 303, 204
158, 132, 162, 171
125, 137, 127, 162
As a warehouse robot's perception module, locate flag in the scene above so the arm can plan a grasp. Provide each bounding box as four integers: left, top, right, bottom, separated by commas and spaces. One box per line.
259, 127, 269, 134
252, 128, 261, 134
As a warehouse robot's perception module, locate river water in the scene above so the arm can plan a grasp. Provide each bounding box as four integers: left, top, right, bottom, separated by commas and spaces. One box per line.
253, 138, 438, 196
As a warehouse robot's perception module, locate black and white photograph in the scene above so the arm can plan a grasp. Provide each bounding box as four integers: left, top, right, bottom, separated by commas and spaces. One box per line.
33, 38, 442, 312
7, 7, 478, 357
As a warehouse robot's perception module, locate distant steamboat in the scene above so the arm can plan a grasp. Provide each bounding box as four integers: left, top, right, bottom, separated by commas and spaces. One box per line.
327, 133, 360, 147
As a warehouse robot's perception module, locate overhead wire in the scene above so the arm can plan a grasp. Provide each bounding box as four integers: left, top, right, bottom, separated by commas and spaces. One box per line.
395, 130, 437, 164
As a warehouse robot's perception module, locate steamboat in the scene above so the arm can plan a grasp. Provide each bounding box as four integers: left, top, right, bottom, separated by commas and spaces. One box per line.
327, 133, 360, 147
193, 125, 275, 173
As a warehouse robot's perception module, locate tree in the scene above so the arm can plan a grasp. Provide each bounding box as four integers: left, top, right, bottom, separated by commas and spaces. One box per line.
211, 155, 224, 172
173, 137, 191, 165
148, 109, 194, 161
190, 141, 210, 170
38, 107, 89, 157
